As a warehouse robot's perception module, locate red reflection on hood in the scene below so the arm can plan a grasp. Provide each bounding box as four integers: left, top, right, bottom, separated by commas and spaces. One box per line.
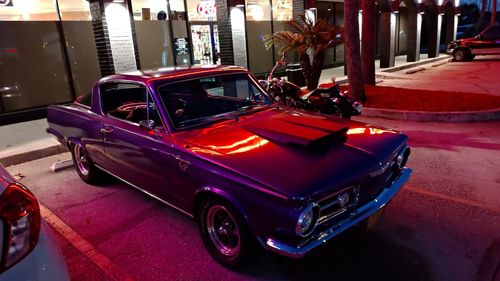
347, 127, 393, 135
207, 135, 269, 155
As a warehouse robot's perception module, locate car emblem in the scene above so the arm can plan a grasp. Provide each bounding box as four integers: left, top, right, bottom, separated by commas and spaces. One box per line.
179, 161, 190, 172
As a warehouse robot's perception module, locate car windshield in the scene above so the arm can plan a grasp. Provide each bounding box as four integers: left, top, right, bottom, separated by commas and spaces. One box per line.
157, 73, 273, 130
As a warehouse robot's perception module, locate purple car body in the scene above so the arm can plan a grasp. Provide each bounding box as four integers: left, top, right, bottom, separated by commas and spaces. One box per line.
47, 65, 411, 266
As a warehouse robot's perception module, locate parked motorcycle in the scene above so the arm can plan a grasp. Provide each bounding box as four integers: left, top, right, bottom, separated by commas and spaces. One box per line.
258, 56, 362, 119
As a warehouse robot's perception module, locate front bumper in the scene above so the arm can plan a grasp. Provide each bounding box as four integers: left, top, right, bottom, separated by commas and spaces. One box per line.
264, 167, 412, 258
0, 222, 70, 281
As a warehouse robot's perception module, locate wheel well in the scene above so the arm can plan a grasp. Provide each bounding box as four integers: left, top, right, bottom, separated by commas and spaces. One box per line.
193, 190, 247, 223
193, 190, 258, 241
193, 191, 226, 220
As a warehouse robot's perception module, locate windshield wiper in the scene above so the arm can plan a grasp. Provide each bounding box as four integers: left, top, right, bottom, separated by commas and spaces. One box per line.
236, 99, 271, 113
179, 113, 239, 127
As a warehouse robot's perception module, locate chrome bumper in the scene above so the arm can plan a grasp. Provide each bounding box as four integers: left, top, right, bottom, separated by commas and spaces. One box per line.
264, 167, 412, 258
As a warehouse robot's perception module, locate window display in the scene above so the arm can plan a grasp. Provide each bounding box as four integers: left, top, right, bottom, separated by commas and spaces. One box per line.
246, 0, 271, 21
272, 0, 292, 21
0, 0, 57, 20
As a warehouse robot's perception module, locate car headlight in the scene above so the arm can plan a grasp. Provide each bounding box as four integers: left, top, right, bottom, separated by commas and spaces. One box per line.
295, 203, 320, 237
396, 147, 411, 169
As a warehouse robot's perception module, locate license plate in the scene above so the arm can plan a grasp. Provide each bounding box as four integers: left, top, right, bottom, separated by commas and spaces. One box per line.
365, 207, 385, 230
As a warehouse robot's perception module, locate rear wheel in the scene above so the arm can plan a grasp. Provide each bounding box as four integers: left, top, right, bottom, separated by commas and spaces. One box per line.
71, 143, 100, 184
197, 197, 255, 268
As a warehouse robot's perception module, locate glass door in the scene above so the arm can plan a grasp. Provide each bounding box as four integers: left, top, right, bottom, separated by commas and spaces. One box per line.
190, 23, 220, 65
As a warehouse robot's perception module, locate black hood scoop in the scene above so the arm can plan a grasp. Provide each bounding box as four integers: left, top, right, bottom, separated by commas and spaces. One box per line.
243, 112, 348, 149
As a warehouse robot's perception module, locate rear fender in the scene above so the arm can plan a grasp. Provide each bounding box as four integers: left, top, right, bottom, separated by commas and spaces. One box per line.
46, 127, 67, 147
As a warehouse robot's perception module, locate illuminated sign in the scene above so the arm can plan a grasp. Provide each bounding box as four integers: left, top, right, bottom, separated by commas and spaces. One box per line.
0, 0, 12, 7
196, 0, 215, 17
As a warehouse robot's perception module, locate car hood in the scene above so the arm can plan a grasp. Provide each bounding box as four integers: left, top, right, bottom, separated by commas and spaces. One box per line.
456, 37, 478, 44
174, 108, 407, 199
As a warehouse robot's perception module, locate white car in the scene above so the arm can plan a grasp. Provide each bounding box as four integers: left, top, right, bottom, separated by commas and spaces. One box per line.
0, 165, 69, 281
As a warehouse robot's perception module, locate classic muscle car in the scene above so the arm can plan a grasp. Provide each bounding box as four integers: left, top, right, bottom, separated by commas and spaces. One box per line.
47, 66, 412, 267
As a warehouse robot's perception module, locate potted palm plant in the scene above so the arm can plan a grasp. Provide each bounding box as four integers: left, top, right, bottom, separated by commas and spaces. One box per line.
264, 15, 344, 90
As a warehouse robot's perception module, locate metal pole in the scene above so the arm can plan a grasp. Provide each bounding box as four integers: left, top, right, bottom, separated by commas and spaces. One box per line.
54, 0, 77, 99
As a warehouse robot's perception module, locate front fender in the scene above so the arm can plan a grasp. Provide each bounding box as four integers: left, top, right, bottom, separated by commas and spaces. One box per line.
193, 187, 248, 222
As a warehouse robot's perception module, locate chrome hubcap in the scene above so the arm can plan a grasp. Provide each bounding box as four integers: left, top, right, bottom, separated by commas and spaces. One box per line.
74, 144, 90, 176
206, 205, 240, 257
455, 50, 464, 61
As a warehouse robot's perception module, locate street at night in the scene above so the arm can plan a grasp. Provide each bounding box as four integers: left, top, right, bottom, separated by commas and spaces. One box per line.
6, 117, 500, 281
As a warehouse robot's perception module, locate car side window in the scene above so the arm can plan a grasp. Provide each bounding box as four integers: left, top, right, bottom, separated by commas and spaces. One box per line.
481, 26, 500, 39
491, 26, 500, 38
100, 83, 162, 127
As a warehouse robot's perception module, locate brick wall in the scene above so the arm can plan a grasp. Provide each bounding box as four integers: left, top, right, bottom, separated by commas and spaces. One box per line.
230, 7, 248, 68
104, 3, 137, 72
216, 0, 234, 65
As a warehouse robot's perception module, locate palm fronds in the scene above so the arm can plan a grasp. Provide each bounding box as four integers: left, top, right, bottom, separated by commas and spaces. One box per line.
263, 14, 344, 89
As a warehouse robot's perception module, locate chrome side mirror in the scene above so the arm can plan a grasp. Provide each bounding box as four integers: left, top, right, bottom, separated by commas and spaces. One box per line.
139, 120, 156, 130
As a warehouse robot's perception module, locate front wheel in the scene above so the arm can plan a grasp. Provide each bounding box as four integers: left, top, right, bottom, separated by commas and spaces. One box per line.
197, 198, 255, 268
71, 143, 101, 184
453, 49, 468, 62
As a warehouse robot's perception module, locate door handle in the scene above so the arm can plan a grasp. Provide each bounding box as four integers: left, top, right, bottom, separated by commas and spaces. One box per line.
100, 127, 113, 134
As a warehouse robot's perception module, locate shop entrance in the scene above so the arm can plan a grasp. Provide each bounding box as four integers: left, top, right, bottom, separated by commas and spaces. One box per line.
190, 23, 220, 65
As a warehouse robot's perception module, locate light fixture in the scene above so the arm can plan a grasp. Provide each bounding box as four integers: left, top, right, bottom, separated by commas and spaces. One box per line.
304, 0, 316, 10
228, 0, 245, 7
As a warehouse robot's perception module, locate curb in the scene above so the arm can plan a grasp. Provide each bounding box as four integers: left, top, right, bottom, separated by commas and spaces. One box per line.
0, 144, 68, 167
378, 56, 450, 73
361, 107, 500, 122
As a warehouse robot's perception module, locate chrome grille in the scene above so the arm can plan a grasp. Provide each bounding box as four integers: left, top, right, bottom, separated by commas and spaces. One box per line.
317, 185, 360, 225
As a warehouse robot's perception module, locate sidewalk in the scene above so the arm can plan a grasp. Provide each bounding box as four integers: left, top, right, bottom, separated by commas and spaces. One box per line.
0, 119, 66, 167
318, 54, 448, 84
0, 53, 459, 167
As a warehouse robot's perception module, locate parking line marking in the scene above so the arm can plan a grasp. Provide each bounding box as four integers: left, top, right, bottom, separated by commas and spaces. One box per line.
404, 186, 500, 214
39, 204, 136, 281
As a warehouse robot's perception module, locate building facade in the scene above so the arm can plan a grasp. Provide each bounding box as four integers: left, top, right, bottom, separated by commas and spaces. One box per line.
0, 0, 459, 124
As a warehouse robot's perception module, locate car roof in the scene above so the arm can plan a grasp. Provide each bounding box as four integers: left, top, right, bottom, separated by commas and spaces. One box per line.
99, 65, 249, 85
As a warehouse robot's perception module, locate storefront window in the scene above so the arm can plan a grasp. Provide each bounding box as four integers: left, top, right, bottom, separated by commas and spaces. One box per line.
246, 0, 271, 21
170, 0, 186, 12
245, 0, 273, 73
272, 0, 292, 21
0, 0, 57, 21
187, 0, 216, 21
0, 0, 73, 114
131, 0, 169, 21
58, 0, 91, 20
58, 0, 100, 96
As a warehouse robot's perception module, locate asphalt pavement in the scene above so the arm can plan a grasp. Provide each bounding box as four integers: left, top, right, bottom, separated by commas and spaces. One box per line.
6, 116, 500, 281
